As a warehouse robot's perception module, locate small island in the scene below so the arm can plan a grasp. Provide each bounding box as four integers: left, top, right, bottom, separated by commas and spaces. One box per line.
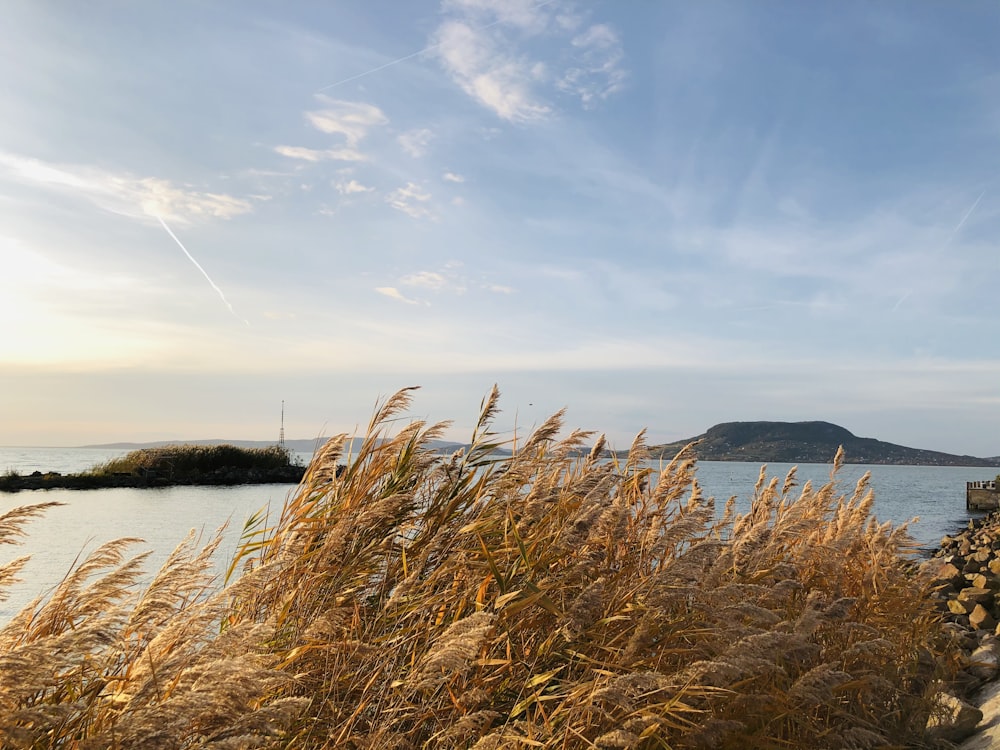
0, 444, 305, 492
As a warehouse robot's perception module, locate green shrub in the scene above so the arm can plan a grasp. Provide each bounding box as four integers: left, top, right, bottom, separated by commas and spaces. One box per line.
88, 444, 296, 478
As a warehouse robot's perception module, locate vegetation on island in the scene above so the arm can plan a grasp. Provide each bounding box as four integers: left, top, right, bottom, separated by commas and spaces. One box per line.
88, 443, 296, 477
0, 389, 970, 747
0, 444, 303, 492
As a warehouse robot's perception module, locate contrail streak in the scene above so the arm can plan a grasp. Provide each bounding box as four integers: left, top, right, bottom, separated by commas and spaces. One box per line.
156, 216, 250, 326
893, 189, 987, 314
317, 48, 434, 93
316, 0, 558, 93
952, 189, 986, 237
891, 290, 911, 312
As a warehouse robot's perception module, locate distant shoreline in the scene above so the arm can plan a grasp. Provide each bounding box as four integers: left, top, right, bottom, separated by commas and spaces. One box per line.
0, 443, 308, 493
0, 466, 306, 493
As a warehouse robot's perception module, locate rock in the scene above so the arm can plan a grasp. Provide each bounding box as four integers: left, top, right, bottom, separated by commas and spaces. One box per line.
959, 588, 995, 606
928, 692, 984, 742
968, 643, 1000, 681
952, 599, 975, 616
971, 605, 998, 632
958, 681, 1000, 749
989, 558, 1000, 575
978, 633, 999, 649
956, 615, 974, 631
971, 574, 998, 591
944, 622, 979, 648
923, 560, 970, 588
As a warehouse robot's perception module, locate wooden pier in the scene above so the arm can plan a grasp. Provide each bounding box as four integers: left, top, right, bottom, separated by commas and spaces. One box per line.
968, 480, 1000, 510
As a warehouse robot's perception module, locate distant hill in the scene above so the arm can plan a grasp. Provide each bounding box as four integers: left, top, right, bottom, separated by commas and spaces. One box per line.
80, 437, 480, 456
82, 424, 996, 467
650, 421, 1000, 466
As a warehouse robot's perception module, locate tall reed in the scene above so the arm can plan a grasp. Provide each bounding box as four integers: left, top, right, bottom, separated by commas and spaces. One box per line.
0, 509, 305, 748
227, 387, 952, 748
0, 388, 956, 748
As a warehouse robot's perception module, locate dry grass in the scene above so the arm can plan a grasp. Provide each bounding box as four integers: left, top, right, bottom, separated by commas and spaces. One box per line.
0, 388, 957, 748
0, 509, 305, 748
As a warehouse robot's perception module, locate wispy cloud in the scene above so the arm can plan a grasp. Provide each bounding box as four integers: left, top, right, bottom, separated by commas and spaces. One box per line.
442, 0, 556, 33
277, 97, 388, 164
401, 270, 448, 289
558, 23, 627, 106
432, 0, 626, 121
273, 145, 366, 162
375, 286, 423, 305
433, 19, 550, 122
305, 97, 388, 145
394, 262, 511, 297
386, 181, 434, 219
334, 179, 374, 194
376, 262, 511, 307
0, 151, 252, 224
442, 171, 466, 183
398, 128, 434, 157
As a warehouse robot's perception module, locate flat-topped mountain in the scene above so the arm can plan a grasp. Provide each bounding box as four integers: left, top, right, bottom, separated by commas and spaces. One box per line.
650, 421, 1000, 466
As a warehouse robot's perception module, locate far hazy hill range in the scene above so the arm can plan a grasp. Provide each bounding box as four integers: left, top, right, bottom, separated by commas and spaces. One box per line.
86, 421, 999, 467
649, 421, 1000, 466
82, 438, 476, 456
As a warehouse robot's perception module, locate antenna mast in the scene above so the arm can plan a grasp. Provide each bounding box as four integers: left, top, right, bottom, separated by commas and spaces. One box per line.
278, 400, 286, 448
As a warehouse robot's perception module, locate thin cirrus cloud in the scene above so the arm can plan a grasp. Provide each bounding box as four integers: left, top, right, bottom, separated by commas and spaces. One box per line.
276, 96, 388, 163
386, 181, 433, 219
0, 151, 252, 224
375, 286, 424, 305
558, 24, 628, 106
273, 145, 366, 163
393, 264, 512, 297
442, 171, 465, 183
334, 179, 374, 195
398, 128, 434, 157
433, 20, 550, 122
305, 97, 388, 145
431, 0, 626, 122
401, 270, 450, 290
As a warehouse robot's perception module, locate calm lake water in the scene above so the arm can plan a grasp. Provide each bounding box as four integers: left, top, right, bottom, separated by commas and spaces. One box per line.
1, 446, 996, 621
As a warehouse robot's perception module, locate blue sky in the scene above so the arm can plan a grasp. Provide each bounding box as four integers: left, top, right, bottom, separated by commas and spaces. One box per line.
2, 0, 1000, 456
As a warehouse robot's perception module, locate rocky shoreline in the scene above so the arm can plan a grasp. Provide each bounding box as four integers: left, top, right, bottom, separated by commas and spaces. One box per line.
922, 510, 1000, 745
0, 465, 307, 492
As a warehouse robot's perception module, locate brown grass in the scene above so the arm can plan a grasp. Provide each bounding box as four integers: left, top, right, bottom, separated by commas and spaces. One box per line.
0, 388, 957, 748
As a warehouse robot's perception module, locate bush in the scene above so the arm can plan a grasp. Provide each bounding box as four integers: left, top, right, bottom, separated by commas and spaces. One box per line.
88, 444, 296, 479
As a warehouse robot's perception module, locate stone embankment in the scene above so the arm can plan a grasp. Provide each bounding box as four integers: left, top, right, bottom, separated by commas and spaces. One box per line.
922, 511, 1000, 745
